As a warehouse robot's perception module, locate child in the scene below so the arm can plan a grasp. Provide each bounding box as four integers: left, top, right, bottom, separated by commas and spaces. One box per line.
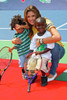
9, 15, 31, 79
27, 17, 54, 86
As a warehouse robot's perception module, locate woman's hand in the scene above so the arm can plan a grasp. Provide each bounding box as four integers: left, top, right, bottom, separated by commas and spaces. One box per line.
12, 38, 22, 44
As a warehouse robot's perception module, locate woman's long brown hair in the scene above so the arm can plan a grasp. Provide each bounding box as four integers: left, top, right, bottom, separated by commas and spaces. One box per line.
24, 5, 41, 39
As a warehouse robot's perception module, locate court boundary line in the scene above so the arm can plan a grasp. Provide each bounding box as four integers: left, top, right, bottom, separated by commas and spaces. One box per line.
56, 23, 67, 30
0, 28, 67, 30
0, 28, 10, 29
0, 40, 67, 43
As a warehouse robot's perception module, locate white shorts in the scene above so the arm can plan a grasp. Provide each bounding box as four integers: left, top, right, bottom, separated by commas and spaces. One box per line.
27, 54, 41, 70
41, 57, 49, 72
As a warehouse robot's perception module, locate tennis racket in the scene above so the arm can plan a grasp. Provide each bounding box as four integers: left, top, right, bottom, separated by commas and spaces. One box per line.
0, 46, 12, 80
25, 52, 42, 92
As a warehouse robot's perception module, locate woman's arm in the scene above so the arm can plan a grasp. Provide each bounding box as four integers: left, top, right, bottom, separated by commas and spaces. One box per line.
42, 17, 61, 44
36, 27, 61, 47
43, 27, 61, 44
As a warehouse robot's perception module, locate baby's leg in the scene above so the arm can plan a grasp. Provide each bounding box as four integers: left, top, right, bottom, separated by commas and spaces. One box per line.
41, 57, 49, 73
36, 57, 41, 70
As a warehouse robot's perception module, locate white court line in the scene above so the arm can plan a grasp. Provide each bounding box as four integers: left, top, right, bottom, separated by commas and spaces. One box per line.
0, 28, 10, 29
0, 40, 67, 43
57, 29, 67, 30
0, 27, 67, 30
62, 42, 67, 43
56, 23, 67, 30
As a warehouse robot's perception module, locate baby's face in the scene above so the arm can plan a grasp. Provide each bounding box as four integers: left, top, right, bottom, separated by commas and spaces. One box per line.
35, 22, 46, 33
14, 24, 23, 33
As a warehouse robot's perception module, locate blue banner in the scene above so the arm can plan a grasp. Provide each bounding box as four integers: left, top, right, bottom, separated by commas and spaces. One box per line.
0, 0, 67, 10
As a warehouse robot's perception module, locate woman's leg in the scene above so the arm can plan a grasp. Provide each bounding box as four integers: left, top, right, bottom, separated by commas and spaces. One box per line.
49, 43, 65, 76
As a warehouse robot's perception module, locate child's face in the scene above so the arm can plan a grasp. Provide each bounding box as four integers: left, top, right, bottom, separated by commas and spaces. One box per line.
14, 24, 23, 33
35, 22, 46, 33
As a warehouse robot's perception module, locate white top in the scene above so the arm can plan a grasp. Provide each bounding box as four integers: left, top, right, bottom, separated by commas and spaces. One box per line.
30, 31, 54, 60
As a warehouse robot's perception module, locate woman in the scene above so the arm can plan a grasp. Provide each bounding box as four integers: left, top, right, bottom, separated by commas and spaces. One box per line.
12, 5, 65, 82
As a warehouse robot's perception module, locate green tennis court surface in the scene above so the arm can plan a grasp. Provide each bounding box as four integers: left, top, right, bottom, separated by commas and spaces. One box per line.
55, 69, 67, 81
0, 40, 18, 60
0, 40, 67, 64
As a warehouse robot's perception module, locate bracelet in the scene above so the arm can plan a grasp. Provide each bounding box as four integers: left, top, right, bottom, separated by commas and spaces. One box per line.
39, 39, 43, 44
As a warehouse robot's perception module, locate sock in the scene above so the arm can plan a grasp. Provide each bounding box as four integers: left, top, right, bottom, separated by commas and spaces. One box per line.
22, 69, 25, 73
41, 70, 46, 76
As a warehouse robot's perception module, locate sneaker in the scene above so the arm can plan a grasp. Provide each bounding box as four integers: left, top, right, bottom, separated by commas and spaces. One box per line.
41, 75, 47, 86
47, 73, 57, 82
22, 73, 27, 80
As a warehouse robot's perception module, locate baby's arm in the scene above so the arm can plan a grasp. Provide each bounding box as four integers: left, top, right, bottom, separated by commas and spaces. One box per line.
15, 23, 29, 30
12, 38, 22, 44
21, 23, 29, 29
35, 42, 54, 55
35, 48, 51, 55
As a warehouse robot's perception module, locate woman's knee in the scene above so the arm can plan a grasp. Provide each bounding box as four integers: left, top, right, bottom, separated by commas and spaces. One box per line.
59, 47, 65, 59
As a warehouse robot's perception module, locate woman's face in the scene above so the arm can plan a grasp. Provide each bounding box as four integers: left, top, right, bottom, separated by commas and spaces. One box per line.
27, 11, 36, 25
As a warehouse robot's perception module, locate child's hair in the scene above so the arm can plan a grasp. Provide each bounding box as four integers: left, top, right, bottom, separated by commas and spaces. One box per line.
10, 14, 26, 30
36, 17, 46, 25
